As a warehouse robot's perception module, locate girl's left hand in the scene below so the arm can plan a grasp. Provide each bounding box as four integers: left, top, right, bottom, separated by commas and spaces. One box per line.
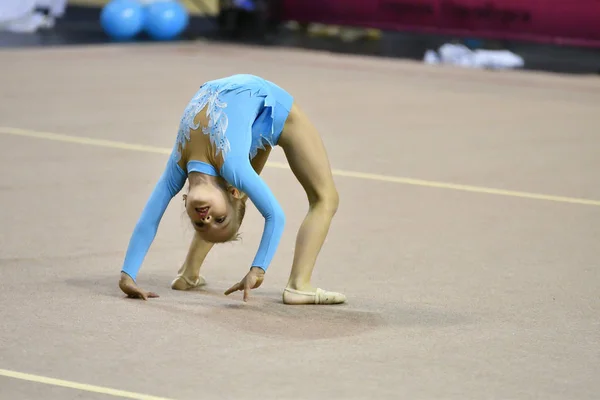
119, 272, 159, 300
224, 267, 265, 302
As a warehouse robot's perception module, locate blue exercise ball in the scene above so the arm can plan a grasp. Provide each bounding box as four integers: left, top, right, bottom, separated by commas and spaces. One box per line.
100, 0, 145, 41
144, 1, 189, 41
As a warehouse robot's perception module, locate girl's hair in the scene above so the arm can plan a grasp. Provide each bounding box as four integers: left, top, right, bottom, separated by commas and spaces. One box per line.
213, 184, 247, 243
226, 197, 246, 243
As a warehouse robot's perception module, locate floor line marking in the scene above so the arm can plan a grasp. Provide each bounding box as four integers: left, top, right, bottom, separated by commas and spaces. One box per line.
2, 126, 599, 207
0, 368, 175, 400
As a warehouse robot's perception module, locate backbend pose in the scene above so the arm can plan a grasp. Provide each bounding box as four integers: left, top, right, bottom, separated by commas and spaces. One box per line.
118, 74, 345, 305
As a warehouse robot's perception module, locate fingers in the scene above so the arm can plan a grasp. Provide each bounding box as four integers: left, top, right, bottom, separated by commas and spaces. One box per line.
123, 285, 158, 301
127, 290, 147, 300
243, 279, 251, 302
226, 270, 264, 301
119, 274, 160, 301
225, 279, 253, 301
224, 282, 242, 296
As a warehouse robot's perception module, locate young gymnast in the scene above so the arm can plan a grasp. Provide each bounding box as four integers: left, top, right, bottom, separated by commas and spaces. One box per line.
118, 74, 345, 305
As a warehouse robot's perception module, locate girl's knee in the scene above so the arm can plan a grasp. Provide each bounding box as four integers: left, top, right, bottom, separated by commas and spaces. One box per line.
310, 188, 339, 216
328, 189, 340, 214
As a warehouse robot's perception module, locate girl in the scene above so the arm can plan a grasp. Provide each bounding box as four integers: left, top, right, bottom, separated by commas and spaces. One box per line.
118, 74, 345, 305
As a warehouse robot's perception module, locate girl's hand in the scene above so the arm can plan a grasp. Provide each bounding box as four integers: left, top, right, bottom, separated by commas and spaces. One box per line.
224, 267, 265, 302
119, 272, 159, 300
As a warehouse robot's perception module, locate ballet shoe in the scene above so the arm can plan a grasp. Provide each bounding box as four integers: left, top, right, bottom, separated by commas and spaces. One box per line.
170, 274, 206, 291
282, 287, 346, 305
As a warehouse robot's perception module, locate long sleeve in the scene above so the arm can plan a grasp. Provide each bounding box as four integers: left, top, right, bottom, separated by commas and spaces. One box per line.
221, 156, 285, 272
121, 156, 187, 281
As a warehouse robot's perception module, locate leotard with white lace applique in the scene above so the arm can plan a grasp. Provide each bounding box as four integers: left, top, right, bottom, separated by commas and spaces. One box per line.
121, 74, 294, 281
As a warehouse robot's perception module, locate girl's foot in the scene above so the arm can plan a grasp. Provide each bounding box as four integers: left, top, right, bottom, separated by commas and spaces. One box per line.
282, 287, 346, 305
171, 274, 206, 291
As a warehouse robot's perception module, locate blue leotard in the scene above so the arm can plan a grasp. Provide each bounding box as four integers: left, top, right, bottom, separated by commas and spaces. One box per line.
121, 74, 294, 281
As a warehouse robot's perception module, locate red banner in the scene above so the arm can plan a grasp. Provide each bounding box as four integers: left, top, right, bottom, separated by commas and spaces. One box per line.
280, 0, 600, 48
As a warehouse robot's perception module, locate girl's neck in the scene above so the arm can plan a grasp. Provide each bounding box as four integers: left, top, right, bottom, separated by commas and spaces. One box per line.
188, 171, 224, 189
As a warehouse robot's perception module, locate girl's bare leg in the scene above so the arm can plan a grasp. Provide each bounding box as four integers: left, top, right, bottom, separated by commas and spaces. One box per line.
171, 232, 214, 290
277, 103, 345, 305
171, 148, 271, 290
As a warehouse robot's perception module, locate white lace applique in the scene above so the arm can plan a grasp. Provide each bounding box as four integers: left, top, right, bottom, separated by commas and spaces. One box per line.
173, 78, 279, 163
174, 85, 232, 162
249, 94, 277, 159
249, 134, 275, 159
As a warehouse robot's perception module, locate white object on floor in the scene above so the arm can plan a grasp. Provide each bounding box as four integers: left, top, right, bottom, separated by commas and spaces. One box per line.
34, 0, 67, 18
424, 43, 524, 70
0, 0, 67, 33
473, 49, 525, 69
0, 0, 35, 31
423, 49, 441, 65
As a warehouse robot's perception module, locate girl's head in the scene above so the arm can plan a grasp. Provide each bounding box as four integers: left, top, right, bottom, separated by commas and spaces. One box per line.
183, 173, 246, 243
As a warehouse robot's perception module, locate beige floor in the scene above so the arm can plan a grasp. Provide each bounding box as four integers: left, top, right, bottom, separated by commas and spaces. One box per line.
0, 41, 599, 400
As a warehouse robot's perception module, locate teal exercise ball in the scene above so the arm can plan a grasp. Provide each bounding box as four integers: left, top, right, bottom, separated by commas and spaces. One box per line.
100, 0, 145, 41
144, 1, 189, 41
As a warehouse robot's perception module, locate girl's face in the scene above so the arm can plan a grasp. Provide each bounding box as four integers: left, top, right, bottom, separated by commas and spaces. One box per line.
184, 182, 240, 243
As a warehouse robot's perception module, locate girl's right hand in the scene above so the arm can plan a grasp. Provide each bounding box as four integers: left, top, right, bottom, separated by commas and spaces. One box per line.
119, 272, 159, 300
